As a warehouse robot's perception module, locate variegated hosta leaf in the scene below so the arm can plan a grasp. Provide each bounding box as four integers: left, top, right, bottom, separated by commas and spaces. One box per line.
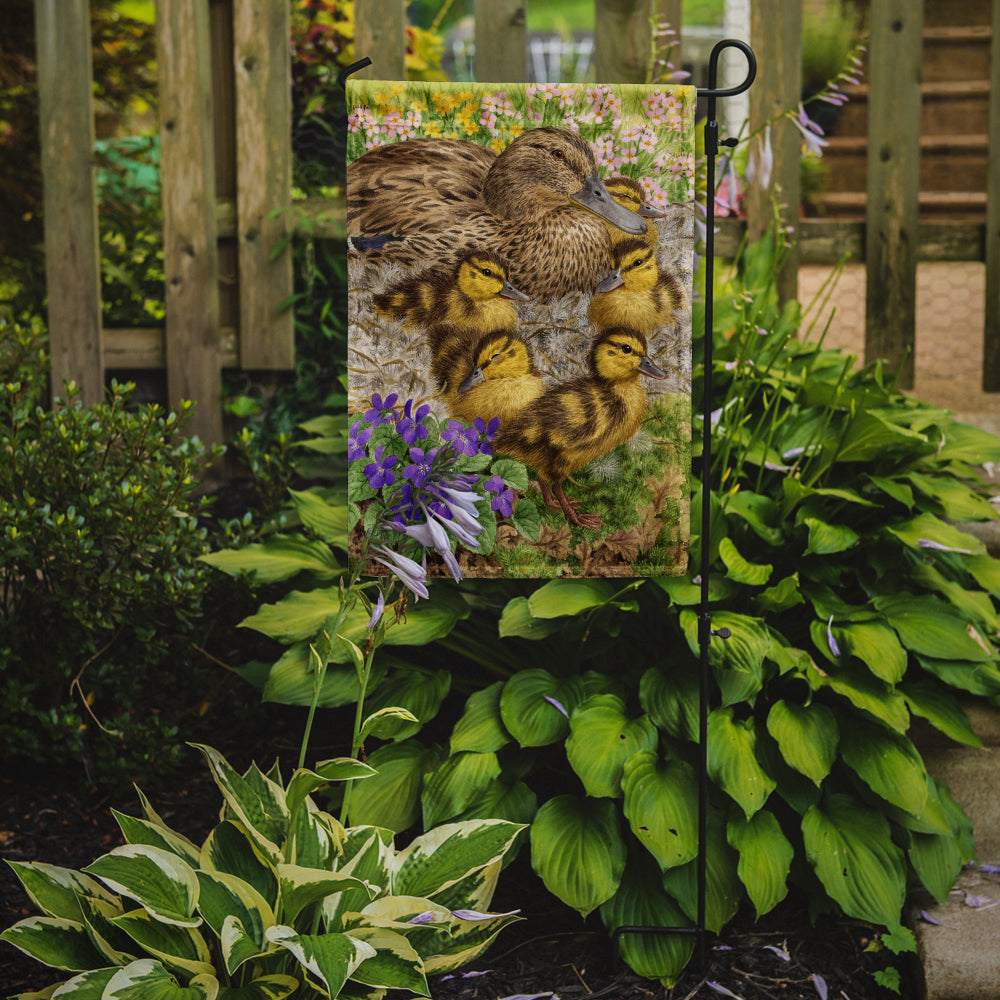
4, 862, 118, 922
285, 760, 375, 824
726, 810, 793, 918
323, 829, 393, 931
529, 795, 626, 917
0, 916, 107, 971
838, 717, 929, 817
499, 670, 585, 747
420, 906, 523, 975
195, 870, 274, 974
214, 974, 299, 1000
200, 822, 278, 910
802, 793, 906, 926
565, 695, 658, 799
765, 700, 838, 786
110, 908, 214, 979
347, 740, 442, 832
277, 864, 376, 925
707, 707, 776, 819
345, 926, 429, 995
621, 751, 699, 871
112, 811, 201, 868
424, 859, 501, 915
391, 820, 524, 901
190, 745, 288, 863
47, 966, 118, 997
265, 925, 376, 998
77, 894, 136, 966
450, 681, 511, 754
288, 802, 344, 870
101, 958, 218, 999
599, 853, 694, 987
421, 751, 502, 829
83, 846, 200, 928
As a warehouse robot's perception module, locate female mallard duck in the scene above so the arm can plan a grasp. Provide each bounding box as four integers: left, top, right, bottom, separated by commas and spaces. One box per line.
428, 325, 543, 427
493, 327, 666, 529
372, 249, 530, 333
348, 126, 646, 301
587, 235, 684, 333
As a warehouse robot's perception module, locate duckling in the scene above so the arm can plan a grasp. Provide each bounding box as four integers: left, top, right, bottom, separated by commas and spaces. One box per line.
493, 327, 667, 529
347, 126, 647, 300
429, 327, 544, 426
604, 175, 668, 225
372, 250, 530, 334
587, 236, 684, 334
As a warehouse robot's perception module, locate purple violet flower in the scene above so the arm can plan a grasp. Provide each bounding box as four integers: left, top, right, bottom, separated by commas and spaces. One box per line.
396, 399, 431, 445
364, 391, 399, 425
363, 445, 398, 489
403, 447, 438, 489
348, 420, 372, 461
485, 475, 515, 517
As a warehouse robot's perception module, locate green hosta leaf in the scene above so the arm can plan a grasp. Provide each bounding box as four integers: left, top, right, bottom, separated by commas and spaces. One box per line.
906, 472, 998, 522
103, 959, 217, 999
360, 707, 421, 742
639, 664, 699, 742
216, 975, 299, 1000
453, 779, 538, 827
599, 852, 694, 987
530, 795, 626, 917
195, 871, 273, 974
265, 926, 375, 997
363, 667, 451, 740
652, 573, 737, 606
866, 474, 914, 509
288, 489, 348, 546
839, 718, 929, 816
967, 553, 1000, 597
4, 862, 118, 923
83, 846, 200, 928
909, 819, 966, 905
425, 906, 522, 975
322, 830, 393, 931
680, 610, 770, 706
755, 573, 804, 614
808, 660, 910, 732
497, 596, 564, 639
911, 562, 1000, 633
565, 695, 658, 798
200, 822, 278, 910
661, 811, 741, 933
277, 865, 374, 925
345, 926, 429, 994
901, 680, 982, 748
421, 751, 502, 829
935, 421, 1000, 464
802, 517, 859, 556
200, 535, 341, 584
112, 812, 201, 868
835, 621, 907, 684
621, 751, 698, 871
885, 512, 985, 557
724, 490, 784, 545
347, 740, 442, 832
450, 682, 511, 754
834, 410, 927, 463
285, 760, 375, 823
803, 794, 906, 926
0, 916, 107, 971
111, 908, 214, 978
718, 537, 772, 585
707, 708, 776, 819
727, 811, 793, 918
260, 643, 387, 708
916, 655, 1000, 697
190, 746, 287, 863
499, 670, 584, 747
76, 894, 136, 966
392, 820, 524, 901
765, 701, 838, 786
527, 578, 617, 618
874, 594, 995, 662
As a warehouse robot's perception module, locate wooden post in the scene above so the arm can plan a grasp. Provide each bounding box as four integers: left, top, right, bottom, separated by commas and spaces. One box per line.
473, 0, 526, 82
354, 0, 406, 80
864, 0, 923, 390
233, 0, 294, 369
34, 0, 104, 405
594, 0, 654, 84
746, 0, 801, 305
655, 0, 683, 82
983, 0, 1000, 390
157, 0, 223, 444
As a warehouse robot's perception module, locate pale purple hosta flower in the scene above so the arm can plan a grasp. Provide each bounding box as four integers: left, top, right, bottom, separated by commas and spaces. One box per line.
979, 864, 1000, 874
791, 103, 829, 156
812, 974, 828, 1000
372, 544, 429, 600
763, 944, 790, 961
407, 911, 437, 925
430, 484, 483, 539
706, 983, 742, 999
917, 538, 973, 555
367, 590, 385, 631
451, 908, 521, 921
544, 695, 569, 718
827, 615, 841, 657
395, 506, 464, 581
496, 994, 557, 1000
746, 124, 774, 190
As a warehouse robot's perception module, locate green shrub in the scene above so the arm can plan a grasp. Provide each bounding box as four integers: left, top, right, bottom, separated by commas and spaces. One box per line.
0, 317, 221, 783
1, 743, 524, 998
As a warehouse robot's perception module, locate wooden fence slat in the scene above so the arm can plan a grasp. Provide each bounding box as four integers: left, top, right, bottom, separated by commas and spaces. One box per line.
747, 0, 802, 305
594, 0, 659, 84
34, 0, 103, 405
157, 0, 223, 445
354, 0, 406, 81
473, 0, 526, 82
864, 0, 923, 390
983, 0, 1000, 390
233, 0, 294, 369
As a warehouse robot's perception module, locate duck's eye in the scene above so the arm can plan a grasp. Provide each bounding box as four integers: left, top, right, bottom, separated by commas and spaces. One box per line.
481, 268, 493, 277
621, 344, 633, 354
551, 149, 565, 160
490, 352, 501, 361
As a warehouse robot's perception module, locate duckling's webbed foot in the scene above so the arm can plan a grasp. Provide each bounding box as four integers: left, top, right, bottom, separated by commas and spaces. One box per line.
550, 481, 603, 530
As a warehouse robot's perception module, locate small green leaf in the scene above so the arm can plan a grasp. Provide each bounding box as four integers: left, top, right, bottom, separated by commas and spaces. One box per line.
707, 708, 776, 819
727, 811, 793, 917
497, 597, 563, 640
450, 682, 511, 754
718, 537, 772, 585
765, 701, 838, 786
265, 926, 374, 997
510, 498, 541, 542
527, 579, 617, 618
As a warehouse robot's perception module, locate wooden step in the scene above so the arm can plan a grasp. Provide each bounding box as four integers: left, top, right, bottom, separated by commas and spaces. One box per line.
813, 190, 987, 222
921, 0, 992, 28
832, 80, 992, 137
922, 25, 993, 83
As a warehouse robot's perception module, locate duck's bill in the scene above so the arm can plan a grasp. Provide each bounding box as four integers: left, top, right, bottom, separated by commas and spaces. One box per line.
572, 175, 647, 235
594, 269, 624, 294
638, 356, 668, 380
639, 200, 668, 219
500, 280, 532, 302
457, 366, 486, 394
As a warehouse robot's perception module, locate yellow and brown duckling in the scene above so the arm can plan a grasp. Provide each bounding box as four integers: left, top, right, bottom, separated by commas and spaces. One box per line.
348, 126, 647, 300
372, 249, 530, 334
429, 326, 544, 427
587, 235, 684, 334
493, 327, 667, 529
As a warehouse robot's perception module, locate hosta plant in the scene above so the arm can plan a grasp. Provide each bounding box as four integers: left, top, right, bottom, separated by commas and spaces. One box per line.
1, 744, 523, 999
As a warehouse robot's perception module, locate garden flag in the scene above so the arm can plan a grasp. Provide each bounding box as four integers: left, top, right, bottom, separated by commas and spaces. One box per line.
346, 80, 695, 579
